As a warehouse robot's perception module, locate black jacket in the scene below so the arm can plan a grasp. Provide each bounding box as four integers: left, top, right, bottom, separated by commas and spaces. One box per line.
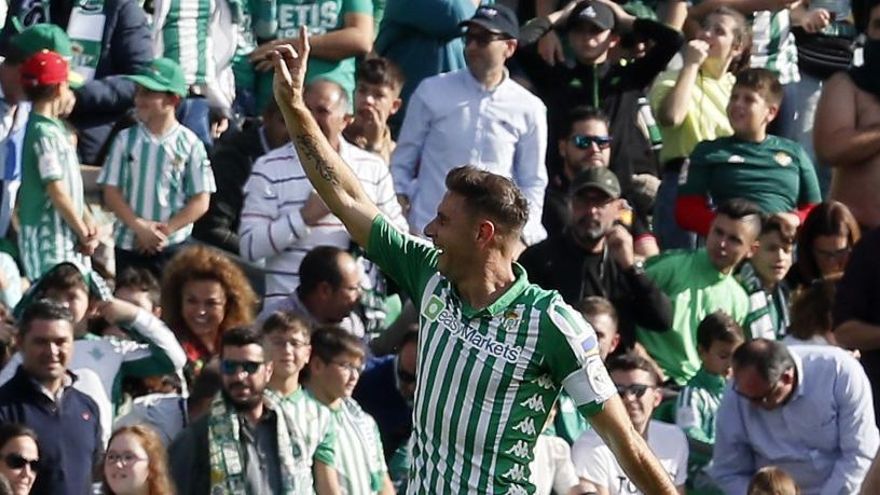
519, 232, 672, 349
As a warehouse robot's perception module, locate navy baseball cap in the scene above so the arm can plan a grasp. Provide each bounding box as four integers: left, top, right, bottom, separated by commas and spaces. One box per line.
460, 4, 520, 39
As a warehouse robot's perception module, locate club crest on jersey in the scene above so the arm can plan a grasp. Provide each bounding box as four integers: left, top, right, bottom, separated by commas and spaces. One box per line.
774, 152, 792, 166
423, 295, 445, 321
501, 310, 521, 331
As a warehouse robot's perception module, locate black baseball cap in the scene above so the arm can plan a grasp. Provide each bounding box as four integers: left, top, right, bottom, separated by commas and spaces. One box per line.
567, 0, 616, 32
571, 167, 622, 198
460, 4, 520, 39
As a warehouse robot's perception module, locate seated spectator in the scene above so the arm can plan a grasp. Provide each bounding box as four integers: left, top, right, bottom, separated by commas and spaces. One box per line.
102, 425, 174, 495
113, 267, 161, 316
520, 167, 672, 350
259, 246, 366, 337
342, 57, 404, 164
160, 245, 257, 383
637, 199, 758, 384
261, 312, 339, 494
305, 326, 393, 494
676, 311, 744, 494
192, 98, 290, 254
0, 254, 22, 311
169, 327, 296, 494
0, 300, 102, 495
784, 276, 840, 346
710, 339, 879, 493
649, 6, 749, 249
791, 201, 860, 289
530, 404, 580, 495
390, 4, 548, 246
676, 69, 821, 236
17, 49, 96, 280
572, 352, 688, 493
737, 215, 796, 340
748, 466, 801, 495
813, 0, 880, 228
0, 424, 38, 495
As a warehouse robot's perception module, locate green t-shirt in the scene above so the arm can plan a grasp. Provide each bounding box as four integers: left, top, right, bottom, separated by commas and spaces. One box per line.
636, 249, 750, 385
365, 215, 616, 494
680, 135, 821, 214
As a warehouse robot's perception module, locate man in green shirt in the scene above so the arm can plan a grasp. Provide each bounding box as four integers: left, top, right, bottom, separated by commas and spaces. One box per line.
269, 32, 677, 494
637, 199, 758, 385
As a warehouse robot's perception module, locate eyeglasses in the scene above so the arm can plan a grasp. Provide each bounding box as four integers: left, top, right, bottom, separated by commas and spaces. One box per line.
3, 454, 38, 471
332, 361, 364, 374
269, 337, 309, 349
220, 360, 264, 375
105, 452, 148, 467
571, 134, 612, 150
616, 384, 652, 398
814, 246, 851, 260
462, 30, 511, 46
733, 380, 780, 405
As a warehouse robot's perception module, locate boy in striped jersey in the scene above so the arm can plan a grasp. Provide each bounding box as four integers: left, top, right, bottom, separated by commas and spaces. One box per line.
305, 325, 393, 494
98, 57, 215, 278
261, 311, 341, 494
271, 31, 678, 494
675, 311, 743, 494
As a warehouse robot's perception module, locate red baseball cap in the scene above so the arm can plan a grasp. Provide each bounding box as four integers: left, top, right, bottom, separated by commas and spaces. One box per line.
20, 49, 83, 88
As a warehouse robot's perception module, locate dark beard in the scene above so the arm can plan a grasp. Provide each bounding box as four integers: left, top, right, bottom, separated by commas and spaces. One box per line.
222, 386, 263, 412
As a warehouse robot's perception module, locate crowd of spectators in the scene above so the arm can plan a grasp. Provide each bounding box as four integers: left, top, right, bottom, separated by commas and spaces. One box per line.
0, 0, 877, 493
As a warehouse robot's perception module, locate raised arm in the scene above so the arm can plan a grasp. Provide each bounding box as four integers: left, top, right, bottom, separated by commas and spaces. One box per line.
271, 29, 381, 247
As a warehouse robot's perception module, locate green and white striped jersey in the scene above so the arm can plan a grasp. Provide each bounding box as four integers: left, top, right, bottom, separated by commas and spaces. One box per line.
18, 113, 89, 279
153, 0, 216, 85
272, 387, 336, 494
749, 10, 800, 85
365, 216, 616, 494
332, 398, 388, 494
675, 368, 726, 482
97, 123, 215, 251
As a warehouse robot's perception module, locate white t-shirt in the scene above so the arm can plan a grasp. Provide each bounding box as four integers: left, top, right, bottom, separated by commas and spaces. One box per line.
530, 433, 580, 495
571, 420, 688, 494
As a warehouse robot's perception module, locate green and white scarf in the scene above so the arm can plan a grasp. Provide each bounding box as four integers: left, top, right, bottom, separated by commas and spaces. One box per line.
207, 394, 298, 494
66, 0, 106, 82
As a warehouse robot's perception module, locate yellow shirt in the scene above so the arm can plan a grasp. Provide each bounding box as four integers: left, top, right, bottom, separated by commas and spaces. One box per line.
649, 69, 735, 164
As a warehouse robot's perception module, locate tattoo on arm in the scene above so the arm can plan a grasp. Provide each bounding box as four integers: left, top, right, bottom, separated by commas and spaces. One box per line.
296, 135, 339, 185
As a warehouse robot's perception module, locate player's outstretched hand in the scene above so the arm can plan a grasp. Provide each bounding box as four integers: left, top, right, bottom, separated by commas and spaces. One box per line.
272, 26, 310, 111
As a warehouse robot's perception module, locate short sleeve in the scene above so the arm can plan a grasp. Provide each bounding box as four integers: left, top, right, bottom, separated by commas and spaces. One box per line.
365, 215, 438, 306
571, 433, 614, 488
35, 133, 63, 182
675, 387, 711, 443
542, 299, 616, 417
678, 141, 712, 196
315, 411, 337, 466
97, 131, 126, 187
648, 71, 677, 115
372, 419, 388, 475
795, 144, 821, 205
185, 140, 216, 196
343, 0, 373, 16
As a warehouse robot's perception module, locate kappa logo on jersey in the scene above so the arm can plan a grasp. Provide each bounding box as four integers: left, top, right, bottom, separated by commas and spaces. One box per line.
505, 440, 530, 460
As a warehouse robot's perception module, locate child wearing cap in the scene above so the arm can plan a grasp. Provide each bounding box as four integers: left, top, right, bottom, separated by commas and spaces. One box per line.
98, 57, 215, 277
17, 48, 95, 281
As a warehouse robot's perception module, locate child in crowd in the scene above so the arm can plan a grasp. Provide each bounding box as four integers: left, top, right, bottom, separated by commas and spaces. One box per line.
748, 466, 801, 495
305, 326, 393, 495
342, 57, 405, 164
738, 215, 796, 340
676, 310, 744, 495
677, 68, 821, 235
17, 49, 96, 280
261, 311, 339, 493
98, 58, 215, 279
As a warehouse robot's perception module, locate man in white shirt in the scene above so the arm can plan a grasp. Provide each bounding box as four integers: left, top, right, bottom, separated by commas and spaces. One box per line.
390, 4, 549, 246
572, 351, 688, 494
239, 78, 407, 305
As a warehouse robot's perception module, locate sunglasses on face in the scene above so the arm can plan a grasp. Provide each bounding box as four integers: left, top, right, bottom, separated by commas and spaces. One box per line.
462, 30, 511, 46
3, 453, 38, 471
616, 383, 652, 398
220, 360, 264, 375
571, 134, 612, 150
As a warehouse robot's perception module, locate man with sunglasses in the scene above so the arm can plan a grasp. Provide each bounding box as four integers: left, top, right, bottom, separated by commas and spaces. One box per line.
572, 352, 688, 494
390, 3, 550, 248
710, 339, 879, 494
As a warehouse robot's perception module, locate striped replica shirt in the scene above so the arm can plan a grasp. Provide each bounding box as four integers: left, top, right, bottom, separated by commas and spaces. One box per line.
18, 113, 89, 279
675, 368, 726, 489
749, 10, 799, 85
365, 216, 617, 494
272, 387, 336, 494
239, 139, 407, 304
152, 0, 216, 86
97, 123, 216, 251
332, 398, 388, 495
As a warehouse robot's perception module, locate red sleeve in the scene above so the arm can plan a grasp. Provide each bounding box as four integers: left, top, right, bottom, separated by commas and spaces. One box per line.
795, 203, 818, 224
676, 195, 715, 237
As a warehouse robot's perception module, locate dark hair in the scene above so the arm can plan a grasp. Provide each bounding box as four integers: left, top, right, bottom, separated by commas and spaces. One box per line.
715, 198, 763, 234
220, 326, 264, 358
445, 166, 529, 235
38, 263, 88, 298
605, 351, 661, 385
0, 423, 38, 452
735, 68, 783, 107
796, 201, 861, 284
577, 296, 618, 327
115, 267, 160, 309
788, 276, 838, 341
697, 311, 744, 350
356, 57, 405, 93
305, 78, 349, 111
732, 338, 795, 383
748, 466, 800, 495
22, 82, 60, 102
560, 106, 609, 139
761, 214, 796, 246
310, 326, 365, 364
18, 299, 74, 337
187, 364, 222, 409
298, 246, 348, 295
261, 311, 312, 338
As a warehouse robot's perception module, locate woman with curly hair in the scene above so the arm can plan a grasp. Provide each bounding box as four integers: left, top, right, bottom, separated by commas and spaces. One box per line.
161, 245, 257, 381
103, 425, 175, 494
